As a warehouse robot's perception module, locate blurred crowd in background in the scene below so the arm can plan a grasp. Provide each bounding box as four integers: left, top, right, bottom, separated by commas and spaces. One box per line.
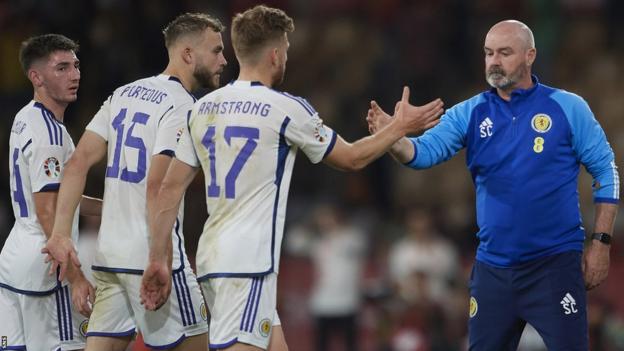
1, 0, 624, 350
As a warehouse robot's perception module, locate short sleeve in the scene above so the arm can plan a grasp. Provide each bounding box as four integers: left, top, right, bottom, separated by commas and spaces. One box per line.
283, 101, 336, 164
86, 96, 112, 141
175, 116, 200, 168
24, 127, 70, 192
153, 104, 188, 157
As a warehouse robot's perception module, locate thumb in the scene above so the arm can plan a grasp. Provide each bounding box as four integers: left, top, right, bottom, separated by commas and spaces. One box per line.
401, 86, 410, 104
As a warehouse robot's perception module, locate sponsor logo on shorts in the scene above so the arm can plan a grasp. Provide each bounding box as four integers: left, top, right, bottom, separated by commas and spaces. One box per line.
200, 302, 208, 321
259, 318, 271, 337
560, 292, 578, 315
469, 296, 478, 318
80, 319, 89, 337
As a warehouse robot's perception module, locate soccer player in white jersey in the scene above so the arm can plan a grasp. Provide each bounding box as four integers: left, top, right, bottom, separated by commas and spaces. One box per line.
0, 34, 101, 351
42, 13, 227, 351
141, 5, 444, 351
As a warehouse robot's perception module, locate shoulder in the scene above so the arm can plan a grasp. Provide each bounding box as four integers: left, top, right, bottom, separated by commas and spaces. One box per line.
544, 86, 593, 124
443, 92, 487, 123
546, 86, 588, 110
266, 88, 317, 117
14, 102, 52, 136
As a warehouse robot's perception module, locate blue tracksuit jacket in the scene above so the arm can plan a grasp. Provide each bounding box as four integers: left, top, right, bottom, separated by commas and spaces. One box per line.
405, 76, 620, 267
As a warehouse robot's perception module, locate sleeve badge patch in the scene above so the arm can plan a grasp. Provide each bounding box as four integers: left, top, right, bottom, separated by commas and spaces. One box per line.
43, 157, 61, 178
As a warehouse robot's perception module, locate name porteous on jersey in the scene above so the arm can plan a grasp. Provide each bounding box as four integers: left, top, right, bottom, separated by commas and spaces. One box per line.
86, 74, 194, 273
118, 84, 168, 104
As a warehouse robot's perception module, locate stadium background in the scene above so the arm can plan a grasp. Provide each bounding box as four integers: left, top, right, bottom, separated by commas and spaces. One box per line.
1, 0, 623, 350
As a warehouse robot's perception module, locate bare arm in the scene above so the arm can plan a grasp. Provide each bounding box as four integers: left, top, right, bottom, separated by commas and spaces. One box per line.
43, 131, 107, 280
146, 154, 176, 236
148, 158, 198, 262
325, 87, 443, 171
79, 195, 102, 217
52, 131, 107, 237
33, 191, 58, 239
141, 158, 197, 310
584, 202, 618, 290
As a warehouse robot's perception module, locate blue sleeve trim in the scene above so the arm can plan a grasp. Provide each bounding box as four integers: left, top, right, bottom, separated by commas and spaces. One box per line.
159, 149, 175, 157
594, 197, 619, 204
38, 183, 60, 192
322, 131, 338, 159
1, 345, 27, 350
403, 138, 418, 166
91, 265, 144, 275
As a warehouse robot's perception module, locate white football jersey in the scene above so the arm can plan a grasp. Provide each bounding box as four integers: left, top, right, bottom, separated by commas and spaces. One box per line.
176, 80, 336, 278
86, 74, 193, 273
0, 101, 79, 293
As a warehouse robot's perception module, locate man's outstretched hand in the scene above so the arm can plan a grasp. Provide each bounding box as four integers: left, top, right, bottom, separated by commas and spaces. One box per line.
140, 260, 172, 311
42, 234, 81, 281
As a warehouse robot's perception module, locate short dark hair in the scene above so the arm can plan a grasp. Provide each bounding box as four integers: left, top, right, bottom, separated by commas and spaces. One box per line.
19, 34, 79, 74
163, 13, 225, 49
231, 5, 294, 62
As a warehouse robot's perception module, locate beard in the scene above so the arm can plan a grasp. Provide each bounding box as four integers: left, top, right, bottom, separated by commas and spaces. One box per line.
486, 65, 525, 90
193, 65, 220, 90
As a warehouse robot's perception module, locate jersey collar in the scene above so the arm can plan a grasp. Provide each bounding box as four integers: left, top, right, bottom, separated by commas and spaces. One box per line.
488, 74, 540, 100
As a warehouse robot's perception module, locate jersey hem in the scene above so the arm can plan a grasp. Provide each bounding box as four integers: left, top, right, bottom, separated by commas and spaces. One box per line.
91, 265, 144, 275
0, 281, 58, 296
197, 269, 273, 281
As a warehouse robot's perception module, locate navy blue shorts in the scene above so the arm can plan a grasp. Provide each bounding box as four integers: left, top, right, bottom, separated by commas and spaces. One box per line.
468, 251, 587, 351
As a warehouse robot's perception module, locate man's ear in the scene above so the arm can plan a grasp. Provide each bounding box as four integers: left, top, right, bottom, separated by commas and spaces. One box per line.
182, 47, 193, 65
270, 47, 279, 66
526, 47, 536, 67
28, 69, 43, 87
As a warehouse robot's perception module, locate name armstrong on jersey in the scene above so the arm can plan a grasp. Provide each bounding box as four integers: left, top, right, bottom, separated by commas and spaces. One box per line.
197, 100, 272, 117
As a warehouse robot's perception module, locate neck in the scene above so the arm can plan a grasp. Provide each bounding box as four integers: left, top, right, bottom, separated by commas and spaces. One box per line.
497, 73, 534, 101
33, 91, 67, 122
163, 61, 196, 92
238, 65, 274, 87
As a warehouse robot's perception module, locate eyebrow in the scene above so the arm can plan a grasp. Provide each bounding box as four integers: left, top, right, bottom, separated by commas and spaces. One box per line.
484, 46, 513, 51
54, 59, 80, 67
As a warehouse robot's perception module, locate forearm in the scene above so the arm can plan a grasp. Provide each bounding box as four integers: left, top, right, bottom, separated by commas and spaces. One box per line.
149, 185, 185, 262
79, 195, 102, 216
593, 202, 618, 235
389, 137, 416, 164
64, 259, 86, 284
339, 120, 405, 171
53, 161, 88, 237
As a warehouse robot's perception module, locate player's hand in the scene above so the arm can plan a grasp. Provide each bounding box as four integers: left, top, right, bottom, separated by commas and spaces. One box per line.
582, 240, 610, 290
42, 235, 81, 281
393, 87, 444, 135
70, 275, 95, 317
140, 260, 172, 311
366, 100, 393, 135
